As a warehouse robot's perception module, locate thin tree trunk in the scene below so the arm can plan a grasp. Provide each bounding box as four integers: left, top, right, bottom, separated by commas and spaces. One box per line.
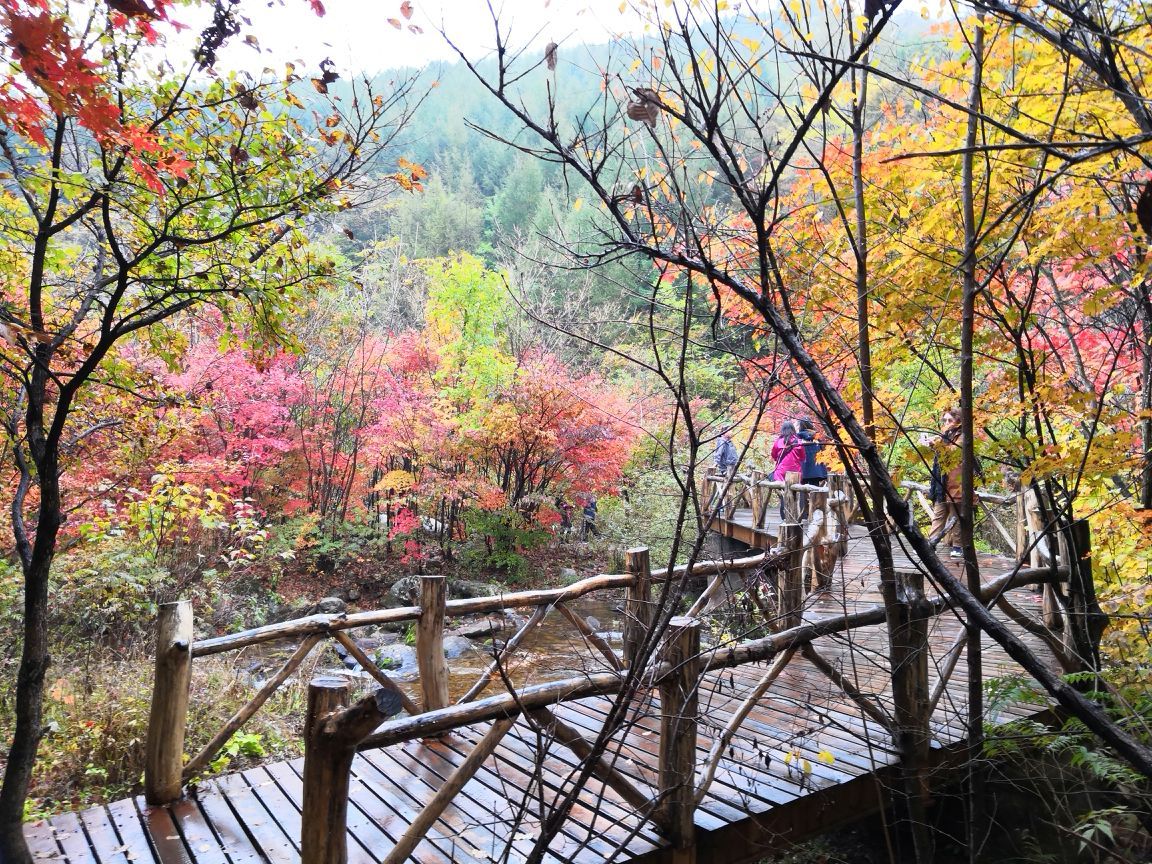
1139, 280, 1152, 509
960, 14, 987, 860
0, 458, 62, 864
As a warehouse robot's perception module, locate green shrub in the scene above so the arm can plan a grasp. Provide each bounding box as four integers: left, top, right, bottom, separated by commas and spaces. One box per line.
461, 507, 549, 583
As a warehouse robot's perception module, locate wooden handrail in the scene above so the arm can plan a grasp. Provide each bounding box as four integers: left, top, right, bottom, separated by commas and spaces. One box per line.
191, 555, 770, 657
345, 562, 1067, 755
703, 564, 1067, 672
360, 672, 627, 748
155, 523, 1073, 862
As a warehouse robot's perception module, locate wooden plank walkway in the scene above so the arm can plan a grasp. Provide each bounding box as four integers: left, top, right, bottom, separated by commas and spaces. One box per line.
24, 512, 1054, 864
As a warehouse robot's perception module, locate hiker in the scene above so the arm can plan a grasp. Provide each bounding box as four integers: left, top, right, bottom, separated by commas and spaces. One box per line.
796, 418, 828, 519
926, 409, 967, 559
581, 497, 600, 540
714, 431, 740, 479
771, 421, 805, 520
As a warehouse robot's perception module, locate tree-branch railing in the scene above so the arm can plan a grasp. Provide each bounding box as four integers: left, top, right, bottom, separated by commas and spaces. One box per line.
145, 530, 1069, 864
146, 547, 773, 802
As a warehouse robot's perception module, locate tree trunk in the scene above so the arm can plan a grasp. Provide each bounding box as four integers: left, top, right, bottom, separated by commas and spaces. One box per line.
960, 16, 987, 859
0, 462, 62, 864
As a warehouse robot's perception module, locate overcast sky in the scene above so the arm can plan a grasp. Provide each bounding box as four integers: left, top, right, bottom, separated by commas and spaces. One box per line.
193, 0, 651, 76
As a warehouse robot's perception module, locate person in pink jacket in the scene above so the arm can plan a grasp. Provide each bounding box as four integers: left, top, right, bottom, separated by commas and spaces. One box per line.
771, 421, 805, 523
771, 421, 805, 481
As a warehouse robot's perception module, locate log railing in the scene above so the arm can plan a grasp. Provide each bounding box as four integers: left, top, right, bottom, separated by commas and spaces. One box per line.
144, 528, 1071, 864
144, 547, 773, 805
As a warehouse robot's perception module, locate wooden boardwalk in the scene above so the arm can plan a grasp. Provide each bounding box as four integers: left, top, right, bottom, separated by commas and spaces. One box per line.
24, 509, 1053, 864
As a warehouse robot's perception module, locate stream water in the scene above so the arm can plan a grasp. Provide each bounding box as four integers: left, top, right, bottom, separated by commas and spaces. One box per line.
439, 595, 626, 702
241, 593, 630, 706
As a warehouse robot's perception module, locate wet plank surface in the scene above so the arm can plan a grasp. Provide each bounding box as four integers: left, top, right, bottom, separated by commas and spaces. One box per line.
26, 520, 1054, 864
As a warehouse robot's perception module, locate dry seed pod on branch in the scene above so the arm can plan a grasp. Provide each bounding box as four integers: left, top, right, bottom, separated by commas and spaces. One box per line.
626, 88, 661, 127
544, 41, 558, 71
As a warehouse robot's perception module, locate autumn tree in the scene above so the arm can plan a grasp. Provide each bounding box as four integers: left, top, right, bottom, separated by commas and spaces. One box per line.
0, 1, 419, 858
450, 0, 1152, 858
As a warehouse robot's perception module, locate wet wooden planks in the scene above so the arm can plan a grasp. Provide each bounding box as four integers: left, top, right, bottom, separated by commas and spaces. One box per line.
25, 528, 1056, 864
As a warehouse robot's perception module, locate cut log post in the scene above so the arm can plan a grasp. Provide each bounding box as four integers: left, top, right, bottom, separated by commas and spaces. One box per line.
302, 678, 406, 864
804, 488, 834, 592
782, 470, 801, 523
889, 567, 933, 854
828, 474, 851, 557
780, 523, 805, 629
417, 575, 450, 712
658, 617, 699, 863
145, 599, 194, 805
623, 547, 652, 668
302, 677, 352, 864
749, 469, 765, 528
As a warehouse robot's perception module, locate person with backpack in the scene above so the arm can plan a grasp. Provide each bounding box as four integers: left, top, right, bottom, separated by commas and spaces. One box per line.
926, 409, 966, 558
771, 421, 805, 520
581, 497, 600, 540
713, 430, 740, 479
796, 418, 828, 519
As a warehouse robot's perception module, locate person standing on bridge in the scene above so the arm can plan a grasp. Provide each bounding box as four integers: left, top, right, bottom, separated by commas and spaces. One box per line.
797, 418, 828, 519
771, 421, 805, 521
713, 430, 740, 480
925, 409, 966, 559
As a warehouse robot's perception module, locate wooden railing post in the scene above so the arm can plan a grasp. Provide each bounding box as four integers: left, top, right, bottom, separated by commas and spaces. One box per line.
827, 473, 850, 559
417, 575, 450, 711
1015, 490, 1028, 564
781, 470, 801, 523
145, 599, 193, 805
749, 469, 765, 529
659, 616, 699, 863
623, 547, 652, 668
780, 523, 804, 629
302, 677, 352, 864
302, 679, 406, 864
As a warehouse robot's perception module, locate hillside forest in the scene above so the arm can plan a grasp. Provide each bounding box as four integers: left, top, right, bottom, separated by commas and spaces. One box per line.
0, 0, 1151, 863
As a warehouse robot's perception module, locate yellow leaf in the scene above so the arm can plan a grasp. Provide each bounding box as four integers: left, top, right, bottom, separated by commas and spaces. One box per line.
573, 198, 584, 212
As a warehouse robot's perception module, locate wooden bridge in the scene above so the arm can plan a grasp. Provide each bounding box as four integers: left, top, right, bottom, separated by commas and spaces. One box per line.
24, 475, 1081, 864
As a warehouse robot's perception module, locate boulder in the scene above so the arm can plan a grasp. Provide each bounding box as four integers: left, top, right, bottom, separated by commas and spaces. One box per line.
558, 567, 579, 584
388, 575, 421, 606
374, 644, 419, 679
442, 635, 475, 659
450, 579, 499, 600
310, 596, 347, 616
451, 613, 520, 640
